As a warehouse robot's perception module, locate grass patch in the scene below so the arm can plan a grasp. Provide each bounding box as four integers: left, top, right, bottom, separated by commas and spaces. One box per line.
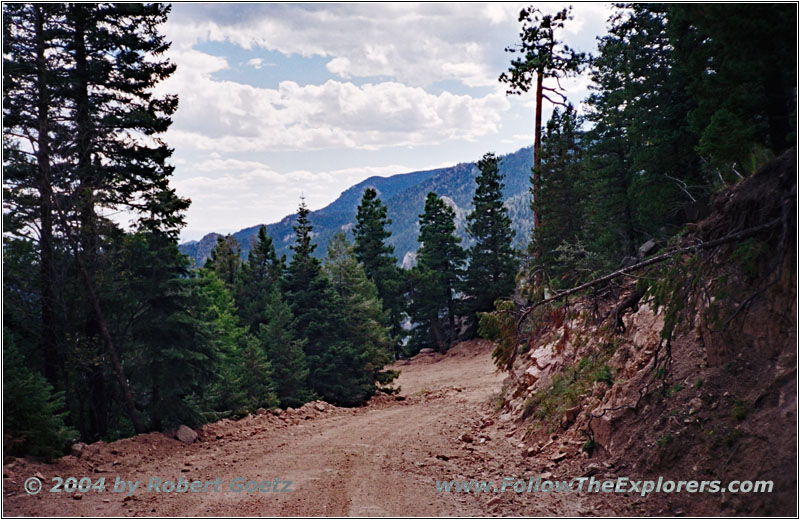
521, 343, 616, 427
732, 399, 748, 421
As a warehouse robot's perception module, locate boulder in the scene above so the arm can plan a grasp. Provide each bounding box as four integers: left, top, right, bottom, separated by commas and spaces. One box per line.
637, 239, 658, 260
459, 432, 474, 443
688, 397, 703, 415
315, 403, 326, 412
70, 442, 87, 458
562, 406, 580, 428
591, 416, 613, 452
418, 348, 436, 355
175, 425, 198, 444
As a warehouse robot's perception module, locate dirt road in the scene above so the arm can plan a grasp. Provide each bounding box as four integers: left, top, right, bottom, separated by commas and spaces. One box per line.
3, 340, 595, 516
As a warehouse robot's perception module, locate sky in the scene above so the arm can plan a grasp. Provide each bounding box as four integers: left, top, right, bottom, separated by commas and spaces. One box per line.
158, 3, 615, 242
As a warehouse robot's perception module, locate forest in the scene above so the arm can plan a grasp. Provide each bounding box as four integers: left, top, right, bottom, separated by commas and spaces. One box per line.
3, 3, 796, 459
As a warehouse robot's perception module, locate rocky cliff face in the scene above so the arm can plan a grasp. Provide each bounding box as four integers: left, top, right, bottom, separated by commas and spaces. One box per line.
495, 149, 796, 516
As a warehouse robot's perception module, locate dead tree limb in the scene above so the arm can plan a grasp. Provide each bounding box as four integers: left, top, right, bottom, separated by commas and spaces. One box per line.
606, 286, 647, 333
516, 217, 782, 329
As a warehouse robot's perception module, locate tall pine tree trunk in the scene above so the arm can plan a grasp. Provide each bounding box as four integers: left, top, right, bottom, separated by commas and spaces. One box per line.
68, 5, 144, 434
447, 289, 457, 348
533, 69, 544, 284
76, 254, 145, 433
34, 6, 59, 386
430, 316, 446, 352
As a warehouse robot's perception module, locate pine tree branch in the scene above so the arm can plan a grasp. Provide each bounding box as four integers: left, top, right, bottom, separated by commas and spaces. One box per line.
541, 92, 568, 107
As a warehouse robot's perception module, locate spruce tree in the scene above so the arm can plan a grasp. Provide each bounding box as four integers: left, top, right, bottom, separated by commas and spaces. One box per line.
238, 334, 279, 412
204, 234, 241, 291
3, 331, 77, 460
408, 192, 466, 353
324, 233, 398, 400
235, 225, 284, 333
2, 4, 67, 387
120, 230, 219, 430
282, 199, 349, 401
669, 4, 796, 173
197, 270, 277, 417
4, 2, 182, 435
354, 188, 404, 355
259, 287, 313, 408
581, 5, 705, 269
533, 105, 589, 286
464, 153, 518, 323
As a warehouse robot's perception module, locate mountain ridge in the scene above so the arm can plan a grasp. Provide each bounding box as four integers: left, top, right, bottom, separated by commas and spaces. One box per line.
179, 146, 534, 267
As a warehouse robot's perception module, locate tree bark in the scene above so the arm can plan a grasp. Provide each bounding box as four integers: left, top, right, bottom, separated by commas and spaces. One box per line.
430, 317, 446, 352
34, 5, 60, 386
76, 253, 146, 433
67, 4, 145, 434
532, 69, 544, 284
447, 288, 457, 348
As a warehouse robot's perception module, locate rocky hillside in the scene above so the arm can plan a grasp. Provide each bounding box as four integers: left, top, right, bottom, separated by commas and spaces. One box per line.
492, 149, 796, 516
179, 147, 534, 267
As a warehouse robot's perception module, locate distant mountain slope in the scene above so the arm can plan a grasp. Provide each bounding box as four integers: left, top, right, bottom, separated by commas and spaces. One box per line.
179, 147, 534, 267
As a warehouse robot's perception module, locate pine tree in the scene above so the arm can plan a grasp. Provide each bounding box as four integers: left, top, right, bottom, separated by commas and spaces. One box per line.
3, 331, 77, 460
500, 6, 585, 275
259, 287, 313, 408
197, 271, 277, 417
235, 225, 284, 333
205, 234, 241, 291
464, 153, 518, 324
408, 193, 466, 353
282, 199, 349, 401
354, 188, 404, 355
2, 4, 67, 388
323, 233, 398, 400
532, 105, 589, 286
669, 4, 796, 175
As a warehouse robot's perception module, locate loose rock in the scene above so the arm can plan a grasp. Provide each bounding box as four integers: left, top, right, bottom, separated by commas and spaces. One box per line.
175, 425, 198, 444
70, 442, 86, 458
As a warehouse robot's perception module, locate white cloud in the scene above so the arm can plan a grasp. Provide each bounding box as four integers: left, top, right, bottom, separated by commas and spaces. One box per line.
167, 4, 507, 88
166, 3, 610, 88
161, 49, 511, 153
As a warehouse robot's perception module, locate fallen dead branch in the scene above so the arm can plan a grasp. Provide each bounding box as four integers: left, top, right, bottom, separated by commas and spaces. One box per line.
516, 217, 783, 329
